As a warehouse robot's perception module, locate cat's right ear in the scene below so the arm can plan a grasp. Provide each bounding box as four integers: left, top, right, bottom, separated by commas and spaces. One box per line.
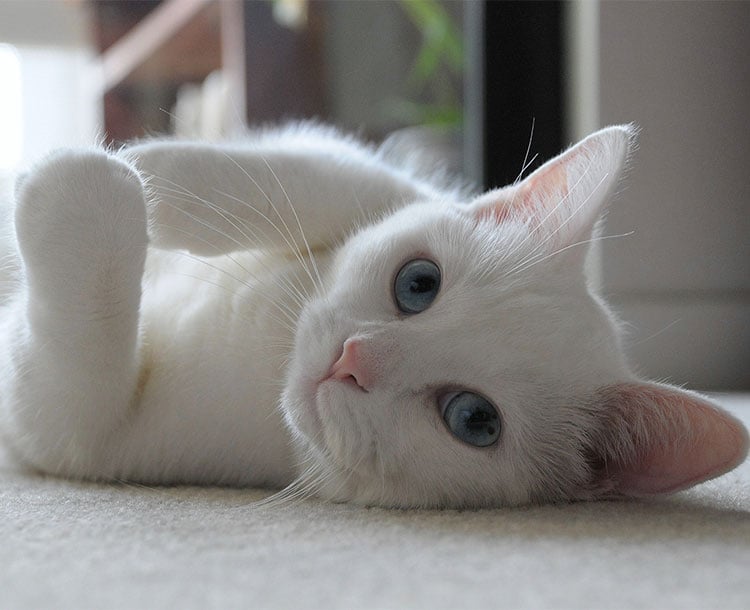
466, 125, 636, 257
587, 382, 749, 498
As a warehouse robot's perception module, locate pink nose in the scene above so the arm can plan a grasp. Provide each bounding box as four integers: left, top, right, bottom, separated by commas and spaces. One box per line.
329, 338, 371, 391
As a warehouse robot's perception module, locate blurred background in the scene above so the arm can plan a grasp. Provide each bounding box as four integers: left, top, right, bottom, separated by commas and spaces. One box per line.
0, 0, 747, 390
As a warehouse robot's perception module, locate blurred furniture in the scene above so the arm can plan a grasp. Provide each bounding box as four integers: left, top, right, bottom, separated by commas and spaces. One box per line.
89, 0, 326, 143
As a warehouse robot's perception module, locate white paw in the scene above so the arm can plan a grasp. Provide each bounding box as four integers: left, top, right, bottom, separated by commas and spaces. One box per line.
15, 149, 148, 312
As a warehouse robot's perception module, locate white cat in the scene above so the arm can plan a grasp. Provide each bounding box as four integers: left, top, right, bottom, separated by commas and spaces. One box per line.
0, 124, 746, 508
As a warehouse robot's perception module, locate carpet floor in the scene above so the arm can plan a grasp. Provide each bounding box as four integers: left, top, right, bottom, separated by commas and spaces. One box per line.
2, 395, 748, 610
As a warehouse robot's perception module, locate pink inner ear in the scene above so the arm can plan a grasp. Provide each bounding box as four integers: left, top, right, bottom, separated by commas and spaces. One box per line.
599, 383, 749, 496
471, 153, 574, 227
518, 159, 569, 215
476, 198, 514, 224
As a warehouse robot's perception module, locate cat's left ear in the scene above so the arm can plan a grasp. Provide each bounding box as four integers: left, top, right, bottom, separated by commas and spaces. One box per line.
588, 382, 749, 497
467, 125, 636, 255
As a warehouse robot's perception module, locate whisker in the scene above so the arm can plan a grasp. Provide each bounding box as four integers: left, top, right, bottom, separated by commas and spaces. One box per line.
208, 188, 314, 302
153, 178, 293, 262
506, 162, 605, 275
151, 194, 311, 309
323, 450, 367, 503
630, 317, 683, 347
166, 248, 301, 329
525, 158, 596, 242
531, 170, 608, 255
513, 117, 537, 187
215, 153, 323, 297
262, 158, 325, 297
377, 439, 387, 506
509, 230, 635, 276
250, 467, 318, 509
255, 461, 332, 510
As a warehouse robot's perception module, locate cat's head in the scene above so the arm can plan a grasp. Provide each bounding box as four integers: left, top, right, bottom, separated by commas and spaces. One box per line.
281, 126, 749, 508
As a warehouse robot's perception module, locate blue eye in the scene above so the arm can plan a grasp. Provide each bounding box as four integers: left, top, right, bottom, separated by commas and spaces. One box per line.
393, 258, 441, 314
441, 392, 501, 447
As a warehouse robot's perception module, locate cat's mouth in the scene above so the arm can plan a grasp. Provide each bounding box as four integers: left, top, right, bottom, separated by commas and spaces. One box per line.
289, 370, 359, 443
305, 372, 367, 437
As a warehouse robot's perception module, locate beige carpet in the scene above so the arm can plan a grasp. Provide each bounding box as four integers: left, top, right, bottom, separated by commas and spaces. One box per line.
2, 395, 748, 610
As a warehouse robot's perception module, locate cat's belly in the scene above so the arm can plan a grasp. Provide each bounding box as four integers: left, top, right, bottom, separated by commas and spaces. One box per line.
107, 248, 325, 487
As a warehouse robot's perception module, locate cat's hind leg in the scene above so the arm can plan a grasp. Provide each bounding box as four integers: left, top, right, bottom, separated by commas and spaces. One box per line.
0, 150, 147, 477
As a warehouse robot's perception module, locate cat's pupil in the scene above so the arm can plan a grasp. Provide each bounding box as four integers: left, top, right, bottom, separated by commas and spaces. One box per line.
464, 409, 495, 434
410, 276, 435, 294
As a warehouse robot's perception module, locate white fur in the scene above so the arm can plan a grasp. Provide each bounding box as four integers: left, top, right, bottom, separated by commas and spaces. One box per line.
0, 124, 746, 508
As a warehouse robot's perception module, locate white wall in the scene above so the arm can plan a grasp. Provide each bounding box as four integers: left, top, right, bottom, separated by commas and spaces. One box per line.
597, 1, 749, 389
0, 1, 89, 48
0, 1, 99, 173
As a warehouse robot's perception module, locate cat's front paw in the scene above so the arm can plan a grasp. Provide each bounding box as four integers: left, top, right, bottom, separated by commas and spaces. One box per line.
15, 149, 148, 313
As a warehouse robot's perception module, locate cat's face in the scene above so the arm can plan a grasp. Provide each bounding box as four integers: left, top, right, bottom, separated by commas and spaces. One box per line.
281, 198, 628, 508
280, 126, 749, 508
